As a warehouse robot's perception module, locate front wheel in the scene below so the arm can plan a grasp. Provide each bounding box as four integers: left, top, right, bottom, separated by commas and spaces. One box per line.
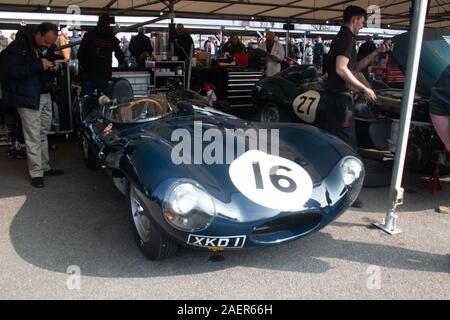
406, 136, 429, 173
81, 136, 98, 170
128, 185, 178, 260
260, 102, 282, 123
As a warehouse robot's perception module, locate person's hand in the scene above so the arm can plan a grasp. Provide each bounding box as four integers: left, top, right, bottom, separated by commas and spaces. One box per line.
41, 58, 54, 70
377, 41, 393, 54
364, 87, 377, 102
51, 61, 61, 72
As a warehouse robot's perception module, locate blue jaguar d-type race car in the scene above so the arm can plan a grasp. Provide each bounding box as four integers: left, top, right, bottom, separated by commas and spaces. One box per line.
76, 79, 364, 260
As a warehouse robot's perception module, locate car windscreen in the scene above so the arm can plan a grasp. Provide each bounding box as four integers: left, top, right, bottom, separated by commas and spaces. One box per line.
101, 95, 172, 124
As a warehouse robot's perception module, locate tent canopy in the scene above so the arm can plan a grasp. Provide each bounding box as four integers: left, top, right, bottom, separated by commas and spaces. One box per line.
0, 0, 448, 29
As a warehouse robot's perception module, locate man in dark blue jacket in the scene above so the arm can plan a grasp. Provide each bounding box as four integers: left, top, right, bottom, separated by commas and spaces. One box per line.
1, 22, 64, 188
313, 37, 324, 66
129, 27, 153, 67
174, 24, 194, 62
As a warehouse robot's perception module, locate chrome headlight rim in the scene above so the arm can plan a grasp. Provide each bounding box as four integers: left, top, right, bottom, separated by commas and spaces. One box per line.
162, 179, 216, 232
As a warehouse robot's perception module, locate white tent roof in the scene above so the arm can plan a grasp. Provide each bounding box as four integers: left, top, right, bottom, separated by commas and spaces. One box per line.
0, 0, 448, 29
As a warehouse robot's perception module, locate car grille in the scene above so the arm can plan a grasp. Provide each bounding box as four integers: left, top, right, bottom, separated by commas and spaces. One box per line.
252, 212, 322, 236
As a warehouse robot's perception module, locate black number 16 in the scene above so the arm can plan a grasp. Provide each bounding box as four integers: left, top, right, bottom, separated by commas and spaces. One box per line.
252, 162, 297, 193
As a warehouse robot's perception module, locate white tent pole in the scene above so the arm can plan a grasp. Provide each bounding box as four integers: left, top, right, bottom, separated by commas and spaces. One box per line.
374, 0, 429, 235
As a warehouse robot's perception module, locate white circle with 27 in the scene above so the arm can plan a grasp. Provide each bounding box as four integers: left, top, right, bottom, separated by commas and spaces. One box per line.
292, 90, 321, 124
229, 150, 313, 212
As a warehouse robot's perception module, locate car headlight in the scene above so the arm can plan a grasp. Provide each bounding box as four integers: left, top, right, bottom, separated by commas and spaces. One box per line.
340, 157, 365, 202
163, 181, 215, 232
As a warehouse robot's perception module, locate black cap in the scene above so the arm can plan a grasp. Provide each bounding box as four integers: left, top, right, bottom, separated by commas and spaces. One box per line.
98, 13, 114, 26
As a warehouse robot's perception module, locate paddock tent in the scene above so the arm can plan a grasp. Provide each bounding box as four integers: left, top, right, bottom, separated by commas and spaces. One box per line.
0, 0, 448, 29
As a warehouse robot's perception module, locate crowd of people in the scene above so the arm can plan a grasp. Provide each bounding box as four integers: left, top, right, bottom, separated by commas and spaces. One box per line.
0, 21, 389, 83
194, 29, 393, 79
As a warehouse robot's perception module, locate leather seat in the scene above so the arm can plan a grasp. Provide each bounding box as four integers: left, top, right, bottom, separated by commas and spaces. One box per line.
104, 78, 134, 103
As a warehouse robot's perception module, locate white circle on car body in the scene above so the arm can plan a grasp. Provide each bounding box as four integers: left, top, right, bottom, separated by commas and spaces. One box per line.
293, 90, 321, 124
229, 150, 313, 212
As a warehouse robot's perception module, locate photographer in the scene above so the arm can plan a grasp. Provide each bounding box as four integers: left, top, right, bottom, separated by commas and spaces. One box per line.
1, 22, 64, 188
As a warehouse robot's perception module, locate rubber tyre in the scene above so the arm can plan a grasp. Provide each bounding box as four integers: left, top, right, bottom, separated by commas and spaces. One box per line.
81, 136, 98, 170
363, 158, 393, 188
128, 185, 178, 261
405, 136, 429, 173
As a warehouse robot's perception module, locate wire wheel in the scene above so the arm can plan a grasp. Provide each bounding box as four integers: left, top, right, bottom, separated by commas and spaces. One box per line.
261, 102, 281, 122
130, 187, 151, 244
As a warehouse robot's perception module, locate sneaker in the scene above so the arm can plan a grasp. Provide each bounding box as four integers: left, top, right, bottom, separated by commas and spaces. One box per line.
31, 177, 44, 188
351, 198, 364, 208
44, 169, 65, 177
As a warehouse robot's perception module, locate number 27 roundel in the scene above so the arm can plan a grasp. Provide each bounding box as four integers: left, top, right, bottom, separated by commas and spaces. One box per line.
293, 90, 321, 124
229, 150, 313, 212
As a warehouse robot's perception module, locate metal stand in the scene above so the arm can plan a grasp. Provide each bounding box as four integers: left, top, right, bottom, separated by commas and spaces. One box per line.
374, 217, 402, 235
374, 0, 429, 235
187, 44, 193, 90
374, 187, 403, 234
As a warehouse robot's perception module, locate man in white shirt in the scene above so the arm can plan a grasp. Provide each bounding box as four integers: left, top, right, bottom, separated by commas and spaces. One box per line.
304, 43, 314, 65
259, 31, 285, 77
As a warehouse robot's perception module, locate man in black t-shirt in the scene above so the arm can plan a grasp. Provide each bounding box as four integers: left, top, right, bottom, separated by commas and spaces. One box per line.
430, 65, 450, 151
324, 5, 391, 208
78, 14, 124, 96
325, 5, 391, 150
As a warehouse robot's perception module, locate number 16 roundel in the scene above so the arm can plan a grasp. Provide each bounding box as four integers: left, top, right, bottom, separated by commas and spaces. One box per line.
229, 150, 313, 212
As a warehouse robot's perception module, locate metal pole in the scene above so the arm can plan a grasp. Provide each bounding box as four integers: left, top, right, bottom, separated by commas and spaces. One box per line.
286, 26, 290, 58
169, 0, 175, 58
374, 0, 429, 235
303, 32, 306, 64
186, 44, 193, 90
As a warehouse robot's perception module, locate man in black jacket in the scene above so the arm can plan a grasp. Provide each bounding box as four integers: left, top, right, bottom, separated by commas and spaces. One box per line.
357, 35, 377, 78
77, 14, 124, 96
174, 24, 193, 62
129, 27, 153, 67
1, 23, 64, 188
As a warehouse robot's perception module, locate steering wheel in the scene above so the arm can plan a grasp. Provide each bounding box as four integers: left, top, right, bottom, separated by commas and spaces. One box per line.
120, 98, 164, 122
